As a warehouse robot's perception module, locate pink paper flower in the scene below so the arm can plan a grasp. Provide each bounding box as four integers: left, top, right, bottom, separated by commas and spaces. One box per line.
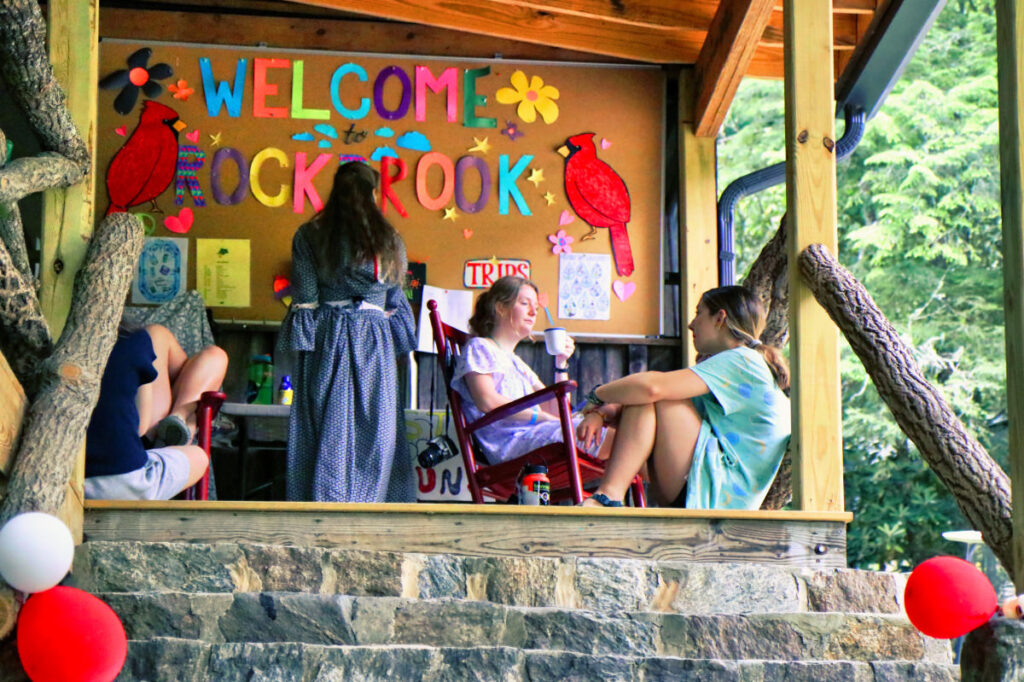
548, 229, 574, 255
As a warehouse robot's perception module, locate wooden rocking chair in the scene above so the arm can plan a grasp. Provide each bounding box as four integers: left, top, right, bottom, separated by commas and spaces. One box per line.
427, 300, 645, 506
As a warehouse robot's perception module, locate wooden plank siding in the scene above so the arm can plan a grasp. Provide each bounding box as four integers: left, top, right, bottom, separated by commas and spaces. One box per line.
84, 500, 851, 567
0, 351, 25, 478
784, 0, 843, 513
995, 0, 1024, 591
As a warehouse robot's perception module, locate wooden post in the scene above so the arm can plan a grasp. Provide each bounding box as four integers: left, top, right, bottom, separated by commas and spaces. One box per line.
784, 0, 843, 512
679, 67, 720, 367
996, 0, 1024, 590
39, 0, 98, 539
40, 0, 98, 339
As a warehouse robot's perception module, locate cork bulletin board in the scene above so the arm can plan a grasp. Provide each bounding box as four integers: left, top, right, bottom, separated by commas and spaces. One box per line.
96, 39, 665, 336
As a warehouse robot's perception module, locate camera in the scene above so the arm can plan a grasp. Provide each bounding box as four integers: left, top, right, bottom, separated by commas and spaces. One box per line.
417, 435, 459, 469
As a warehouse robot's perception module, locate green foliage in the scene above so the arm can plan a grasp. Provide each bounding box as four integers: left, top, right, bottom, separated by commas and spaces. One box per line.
718, 0, 1007, 571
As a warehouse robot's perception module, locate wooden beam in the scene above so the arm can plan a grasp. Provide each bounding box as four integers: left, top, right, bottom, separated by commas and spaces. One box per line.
784, 0, 843, 512
678, 67, 720, 365
775, 0, 877, 12
99, 7, 634, 63
292, 0, 706, 63
692, 0, 775, 138
84, 501, 851, 567
762, 13, 860, 49
0, 350, 25, 477
40, 0, 98, 338
995, 0, 1024, 592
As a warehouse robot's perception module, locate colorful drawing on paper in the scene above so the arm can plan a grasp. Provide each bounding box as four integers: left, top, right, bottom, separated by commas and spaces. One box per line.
197, 238, 251, 307
495, 71, 560, 124
99, 47, 173, 115
132, 237, 187, 304
558, 253, 611, 321
559, 132, 633, 277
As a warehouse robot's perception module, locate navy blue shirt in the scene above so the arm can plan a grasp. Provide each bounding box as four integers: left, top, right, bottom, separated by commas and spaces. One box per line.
85, 330, 158, 477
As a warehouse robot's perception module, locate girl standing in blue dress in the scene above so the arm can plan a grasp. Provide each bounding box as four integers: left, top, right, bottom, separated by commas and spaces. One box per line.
579, 285, 790, 509
279, 161, 417, 502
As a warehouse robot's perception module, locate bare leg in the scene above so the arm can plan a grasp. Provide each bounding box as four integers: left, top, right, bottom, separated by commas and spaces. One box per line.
140, 325, 228, 440
167, 344, 228, 434
139, 324, 188, 437
645, 399, 703, 506
583, 403, 656, 505
585, 399, 703, 507
175, 445, 210, 491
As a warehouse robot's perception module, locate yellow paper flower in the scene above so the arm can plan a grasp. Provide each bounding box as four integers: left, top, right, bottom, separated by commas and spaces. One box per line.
496, 71, 559, 124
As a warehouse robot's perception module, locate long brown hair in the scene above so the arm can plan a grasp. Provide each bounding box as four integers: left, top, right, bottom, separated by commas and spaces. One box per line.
701, 285, 789, 391
306, 161, 406, 283
468, 276, 539, 337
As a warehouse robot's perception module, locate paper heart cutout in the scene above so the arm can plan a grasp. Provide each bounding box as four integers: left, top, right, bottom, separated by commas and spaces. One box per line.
273, 275, 292, 300
462, 228, 473, 239
185, 129, 201, 143
601, 138, 612, 149
558, 210, 575, 226
163, 207, 194, 234
115, 126, 127, 136
612, 280, 636, 302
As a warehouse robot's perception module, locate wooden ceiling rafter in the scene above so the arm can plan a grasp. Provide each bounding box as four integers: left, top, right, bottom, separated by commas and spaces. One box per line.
692, 0, 776, 138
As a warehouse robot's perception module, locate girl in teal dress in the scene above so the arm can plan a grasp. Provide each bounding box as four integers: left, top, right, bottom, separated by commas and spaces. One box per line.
578, 285, 790, 510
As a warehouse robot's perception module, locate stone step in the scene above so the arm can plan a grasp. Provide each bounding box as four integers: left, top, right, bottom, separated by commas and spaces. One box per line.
97, 591, 951, 665
70, 541, 906, 617
116, 640, 959, 682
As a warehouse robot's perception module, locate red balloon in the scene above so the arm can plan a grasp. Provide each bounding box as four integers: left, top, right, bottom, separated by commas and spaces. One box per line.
905, 555, 997, 639
17, 586, 127, 682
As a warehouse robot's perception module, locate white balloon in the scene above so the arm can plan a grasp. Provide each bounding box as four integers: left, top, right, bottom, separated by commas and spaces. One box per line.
0, 512, 74, 593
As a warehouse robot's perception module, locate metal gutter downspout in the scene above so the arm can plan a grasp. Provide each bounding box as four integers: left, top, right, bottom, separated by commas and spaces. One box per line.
716, 105, 865, 285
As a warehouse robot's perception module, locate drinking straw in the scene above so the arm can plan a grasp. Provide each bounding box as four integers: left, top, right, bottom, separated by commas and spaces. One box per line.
543, 306, 555, 326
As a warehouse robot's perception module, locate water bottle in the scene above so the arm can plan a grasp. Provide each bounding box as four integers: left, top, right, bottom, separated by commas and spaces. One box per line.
518, 464, 550, 505
246, 354, 274, 404
278, 375, 293, 405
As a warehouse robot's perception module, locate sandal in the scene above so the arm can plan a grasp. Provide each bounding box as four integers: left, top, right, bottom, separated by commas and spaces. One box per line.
153, 414, 192, 448
584, 492, 624, 507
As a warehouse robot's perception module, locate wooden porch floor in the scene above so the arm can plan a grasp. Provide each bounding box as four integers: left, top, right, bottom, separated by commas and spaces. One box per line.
84, 502, 853, 569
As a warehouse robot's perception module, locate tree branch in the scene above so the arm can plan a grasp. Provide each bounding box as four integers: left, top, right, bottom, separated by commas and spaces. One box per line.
0, 0, 89, 166
742, 213, 789, 347
799, 243, 1014, 577
0, 153, 84, 205
0, 238, 52, 395
0, 212, 142, 526
0, 127, 32, 283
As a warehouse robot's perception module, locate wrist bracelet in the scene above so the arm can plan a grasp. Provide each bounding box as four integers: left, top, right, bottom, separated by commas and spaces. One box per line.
554, 364, 569, 372
585, 385, 605, 407
528, 406, 539, 425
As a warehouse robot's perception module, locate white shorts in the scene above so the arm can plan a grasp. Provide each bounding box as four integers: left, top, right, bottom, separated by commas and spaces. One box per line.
84, 447, 192, 501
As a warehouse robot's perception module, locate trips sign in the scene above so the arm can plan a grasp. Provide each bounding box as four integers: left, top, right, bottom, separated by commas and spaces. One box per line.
463, 258, 531, 288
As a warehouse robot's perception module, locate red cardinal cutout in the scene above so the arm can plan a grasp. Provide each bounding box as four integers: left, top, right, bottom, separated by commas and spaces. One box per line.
105, 101, 183, 216
559, 132, 633, 277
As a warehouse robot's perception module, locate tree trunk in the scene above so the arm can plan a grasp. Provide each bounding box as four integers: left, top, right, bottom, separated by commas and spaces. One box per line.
799, 243, 1014, 576
0, 237, 53, 394
0, 212, 141, 525
743, 213, 789, 348
744, 214, 792, 510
